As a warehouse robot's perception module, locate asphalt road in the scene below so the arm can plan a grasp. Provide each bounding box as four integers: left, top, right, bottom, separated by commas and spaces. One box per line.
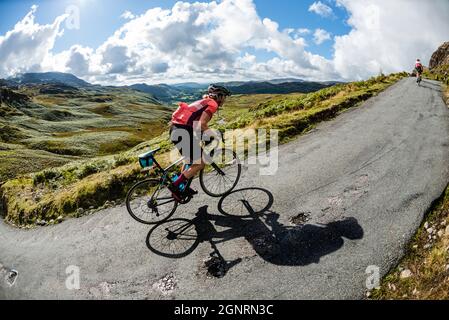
1, 78, 448, 299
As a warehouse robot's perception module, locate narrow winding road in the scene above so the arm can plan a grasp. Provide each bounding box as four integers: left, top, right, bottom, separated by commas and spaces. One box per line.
1, 78, 448, 299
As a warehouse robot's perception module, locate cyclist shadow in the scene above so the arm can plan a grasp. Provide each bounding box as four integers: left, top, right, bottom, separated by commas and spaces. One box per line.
146, 187, 364, 276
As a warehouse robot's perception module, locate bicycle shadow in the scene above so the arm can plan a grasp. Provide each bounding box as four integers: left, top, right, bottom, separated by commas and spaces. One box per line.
146, 187, 364, 275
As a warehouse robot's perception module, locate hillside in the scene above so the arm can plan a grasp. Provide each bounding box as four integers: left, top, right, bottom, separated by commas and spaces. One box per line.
429, 41, 449, 69
0, 80, 173, 182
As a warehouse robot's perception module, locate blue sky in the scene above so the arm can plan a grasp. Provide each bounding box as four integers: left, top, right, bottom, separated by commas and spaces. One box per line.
0, 0, 448, 84
0, 0, 351, 60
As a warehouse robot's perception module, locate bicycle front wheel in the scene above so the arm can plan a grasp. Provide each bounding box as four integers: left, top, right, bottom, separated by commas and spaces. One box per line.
126, 179, 177, 224
199, 148, 241, 197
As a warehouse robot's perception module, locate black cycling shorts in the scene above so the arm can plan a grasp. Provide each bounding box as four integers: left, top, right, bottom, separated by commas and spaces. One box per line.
170, 124, 203, 164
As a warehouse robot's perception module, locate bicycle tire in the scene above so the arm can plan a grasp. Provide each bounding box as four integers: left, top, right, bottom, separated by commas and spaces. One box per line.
126, 179, 177, 224
146, 218, 200, 258
199, 148, 241, 197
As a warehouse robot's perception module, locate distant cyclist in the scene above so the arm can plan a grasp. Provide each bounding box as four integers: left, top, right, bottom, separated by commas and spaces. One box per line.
169, 84, 231, 200
415, 59, 423, 83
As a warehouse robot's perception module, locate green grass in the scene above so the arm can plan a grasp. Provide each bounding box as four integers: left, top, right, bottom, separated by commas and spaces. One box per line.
0, 85, 173, 174
0, 72, 407, 227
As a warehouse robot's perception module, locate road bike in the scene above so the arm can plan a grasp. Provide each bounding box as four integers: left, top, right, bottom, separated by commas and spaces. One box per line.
126, 140, 241, 224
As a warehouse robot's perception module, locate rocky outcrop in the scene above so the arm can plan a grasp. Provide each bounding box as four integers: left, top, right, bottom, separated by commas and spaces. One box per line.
429, 41, 449, 69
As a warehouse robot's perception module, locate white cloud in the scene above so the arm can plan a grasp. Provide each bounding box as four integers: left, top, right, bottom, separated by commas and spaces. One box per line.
1, 0, 449, 84
120, 10, 135, 20
37, 0, 335, 84
309, 1, 334, 18
313, 29, 332, 45
298, 28, 311, 35
333, 0, 449, 80
0, 5, 68, 77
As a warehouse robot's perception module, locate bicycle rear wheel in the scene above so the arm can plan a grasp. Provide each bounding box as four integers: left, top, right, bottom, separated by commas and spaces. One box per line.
199, 148, 241, 197
126, 179, 177, 224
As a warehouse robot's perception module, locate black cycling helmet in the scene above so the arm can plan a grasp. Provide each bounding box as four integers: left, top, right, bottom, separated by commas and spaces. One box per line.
208, 84, 231, 97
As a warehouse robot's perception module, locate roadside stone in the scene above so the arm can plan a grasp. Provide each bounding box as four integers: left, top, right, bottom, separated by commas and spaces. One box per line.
424, 222, 429, 229
427, 227, 434, 234
49, 219, 54, 224
400, 269, 412, 279
89, 206, 94, 210
76, 208, 84, 216
445, 226, 449, 235
437, 230, 444, 238
424, 244, 432, 249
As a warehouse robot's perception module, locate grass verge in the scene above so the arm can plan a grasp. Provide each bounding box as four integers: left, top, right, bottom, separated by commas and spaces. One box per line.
0, 72, 407, 227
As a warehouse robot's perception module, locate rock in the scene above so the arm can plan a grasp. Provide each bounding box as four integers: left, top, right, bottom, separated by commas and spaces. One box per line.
49, 219, 54, 224
366, 291, 371, 298
89, 206, 94, 210
424, 222, 429, 229
57, 216, 63, 221
446, 264, 449, 271
412, 245, 418, 249
76, 208, 85, 215
429, 41, 449, 69
400, 269, 412, 279
445, 226, 449, 236
426, 227, 434, 234
424, 244, 431, 249
437, 230, 444, 238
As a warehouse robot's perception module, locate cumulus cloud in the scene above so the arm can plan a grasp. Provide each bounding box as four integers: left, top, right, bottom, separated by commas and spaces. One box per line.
333, 0, 449, 80
48, 0, 334, 84
309, 1, 334, 18
1, 0, 449, 84
313, 29, 332, 45
120, 10, 135, 20
0, 5, 67, 77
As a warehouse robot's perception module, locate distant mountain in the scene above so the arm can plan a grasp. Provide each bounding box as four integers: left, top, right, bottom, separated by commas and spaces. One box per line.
171, 82, 207, 90
267, 78, 304, 84
128, 83, 204, 103
2, 72, 339, 104
128, 83, 179, 102
223, 81, 331, 95
8, 72, 91, 87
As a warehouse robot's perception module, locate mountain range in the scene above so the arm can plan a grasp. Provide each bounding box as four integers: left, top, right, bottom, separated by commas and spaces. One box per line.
2, 72, 340, 104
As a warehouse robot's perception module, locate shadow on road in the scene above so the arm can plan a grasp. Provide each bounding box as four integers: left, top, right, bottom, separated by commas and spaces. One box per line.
419, 80, 442, 92
146, 187, 364, 277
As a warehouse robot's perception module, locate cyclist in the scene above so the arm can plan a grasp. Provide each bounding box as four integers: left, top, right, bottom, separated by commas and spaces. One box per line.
169, 84, 231, 200
415, 59, 423, 83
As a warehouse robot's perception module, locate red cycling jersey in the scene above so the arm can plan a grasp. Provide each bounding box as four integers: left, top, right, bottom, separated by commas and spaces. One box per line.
171, 98, 218, 127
